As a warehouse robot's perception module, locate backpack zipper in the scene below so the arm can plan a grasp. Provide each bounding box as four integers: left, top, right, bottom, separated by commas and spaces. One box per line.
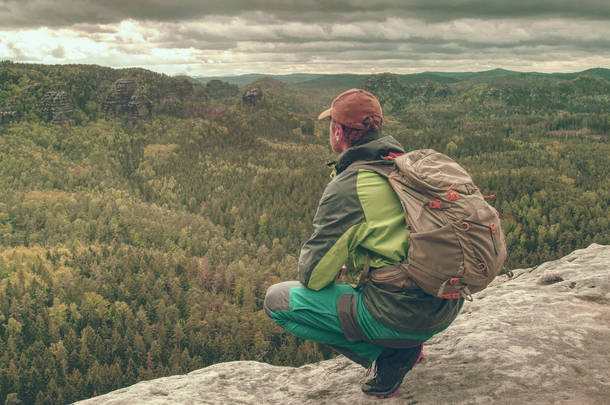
462, 219, 499, 255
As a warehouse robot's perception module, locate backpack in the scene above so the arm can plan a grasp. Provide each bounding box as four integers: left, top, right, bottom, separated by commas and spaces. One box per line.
349, 149, 508, 300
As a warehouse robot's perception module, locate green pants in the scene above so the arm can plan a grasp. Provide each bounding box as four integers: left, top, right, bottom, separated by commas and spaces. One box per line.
264, 281, 433, 367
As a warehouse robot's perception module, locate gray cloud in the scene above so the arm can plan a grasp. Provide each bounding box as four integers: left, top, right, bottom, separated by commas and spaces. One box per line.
1, 1, 609, 75
151, 18, 610, 57
70, 23, 120, 34
49, 44, 65, 58
1, 1, 609, 29
4, 40, 37, 61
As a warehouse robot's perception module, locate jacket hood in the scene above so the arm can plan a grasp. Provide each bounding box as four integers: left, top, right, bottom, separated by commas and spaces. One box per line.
334, 135, 405, 174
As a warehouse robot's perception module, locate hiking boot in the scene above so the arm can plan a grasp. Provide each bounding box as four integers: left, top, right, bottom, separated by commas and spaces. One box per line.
361, 345, 423, 398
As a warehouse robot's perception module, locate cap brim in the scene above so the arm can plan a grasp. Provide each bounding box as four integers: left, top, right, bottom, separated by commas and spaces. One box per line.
317, 108, 331, 120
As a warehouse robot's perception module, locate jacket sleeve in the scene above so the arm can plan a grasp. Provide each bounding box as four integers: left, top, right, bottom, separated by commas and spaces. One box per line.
298, 171, 367, 290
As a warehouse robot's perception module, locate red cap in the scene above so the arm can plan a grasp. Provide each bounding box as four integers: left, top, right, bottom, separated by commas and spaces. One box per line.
318, 88, 383, 130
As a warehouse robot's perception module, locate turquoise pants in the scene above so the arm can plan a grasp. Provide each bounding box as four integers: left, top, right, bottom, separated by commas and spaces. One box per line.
264, 281, 432, 367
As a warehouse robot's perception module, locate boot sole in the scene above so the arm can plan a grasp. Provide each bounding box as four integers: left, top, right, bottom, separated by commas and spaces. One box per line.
364, 386, 400, 399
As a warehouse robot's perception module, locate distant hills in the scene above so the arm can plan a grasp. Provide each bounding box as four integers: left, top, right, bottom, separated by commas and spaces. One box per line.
2, 62, 609, 127
0, 61, 240, 124
196, 73, 326, 87
195, 68, 610, 88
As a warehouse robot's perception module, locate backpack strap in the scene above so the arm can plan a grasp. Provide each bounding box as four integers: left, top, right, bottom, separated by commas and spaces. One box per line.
345, 159, 394, 178
348, 160, 419, 294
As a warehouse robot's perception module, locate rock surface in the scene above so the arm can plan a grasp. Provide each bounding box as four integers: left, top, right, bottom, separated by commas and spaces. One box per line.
103, 78, 155, 122
103, 78, 137, 115
127, 87, 153, 121
40, 90, 73, 123
242, 87, 263, 106
76, 244, 610, 405
0, 110, 17, 123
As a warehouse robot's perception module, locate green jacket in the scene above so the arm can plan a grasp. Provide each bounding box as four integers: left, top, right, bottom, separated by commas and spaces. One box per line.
299, 134, 463, 335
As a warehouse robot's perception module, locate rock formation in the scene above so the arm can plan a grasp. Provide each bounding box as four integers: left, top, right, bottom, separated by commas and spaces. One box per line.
76, 244, 610, 405
242, 87, 263, 106
128, 87, 153, 121
0, 111, 17, 124
103, 78, 154, 122
40, 90, 73, 123
103, 78, 138, 115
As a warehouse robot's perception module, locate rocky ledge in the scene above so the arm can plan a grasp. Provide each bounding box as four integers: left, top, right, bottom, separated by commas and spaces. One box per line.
76, 244, 610, 405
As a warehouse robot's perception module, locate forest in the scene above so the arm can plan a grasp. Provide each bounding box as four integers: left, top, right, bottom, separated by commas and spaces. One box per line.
0, 62, 608, 404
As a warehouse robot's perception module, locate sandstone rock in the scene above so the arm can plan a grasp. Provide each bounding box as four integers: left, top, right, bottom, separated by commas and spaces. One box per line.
242, 87, 263, 106
76, 244, 610, 405
104, 78, 155, 121
0, 111, 17, 123
128, 87, 153, 120
104, 78, 137, 115
40, 90, 73, 123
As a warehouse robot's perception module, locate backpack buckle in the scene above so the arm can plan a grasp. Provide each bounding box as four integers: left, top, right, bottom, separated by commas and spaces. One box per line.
382, 152, 405, 160
446, 183, 459, 201
428, 200, 442, 210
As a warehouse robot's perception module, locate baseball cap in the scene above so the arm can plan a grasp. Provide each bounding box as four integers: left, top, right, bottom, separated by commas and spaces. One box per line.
317, 88, 383, 130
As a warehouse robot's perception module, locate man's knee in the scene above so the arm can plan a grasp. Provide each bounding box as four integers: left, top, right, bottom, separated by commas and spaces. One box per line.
264, 281, 303, 318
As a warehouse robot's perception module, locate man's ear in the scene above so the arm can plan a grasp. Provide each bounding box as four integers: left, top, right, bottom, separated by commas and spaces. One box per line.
334, 123, 344, 141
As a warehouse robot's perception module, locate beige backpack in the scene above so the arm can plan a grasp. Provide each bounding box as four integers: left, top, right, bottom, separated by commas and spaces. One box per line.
350, 149, 509, 300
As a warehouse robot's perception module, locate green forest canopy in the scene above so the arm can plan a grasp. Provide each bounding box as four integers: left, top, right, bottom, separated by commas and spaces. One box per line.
0, 62, 608, 404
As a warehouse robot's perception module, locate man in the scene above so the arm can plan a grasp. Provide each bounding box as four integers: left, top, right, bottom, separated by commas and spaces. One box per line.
264, 89, 463, 398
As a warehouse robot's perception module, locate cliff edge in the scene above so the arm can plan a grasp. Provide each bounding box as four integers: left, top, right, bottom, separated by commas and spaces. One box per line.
76, 244, 610, 404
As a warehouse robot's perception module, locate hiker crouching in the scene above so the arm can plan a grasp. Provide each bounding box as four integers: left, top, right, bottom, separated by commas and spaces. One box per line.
264, 89, 464, 398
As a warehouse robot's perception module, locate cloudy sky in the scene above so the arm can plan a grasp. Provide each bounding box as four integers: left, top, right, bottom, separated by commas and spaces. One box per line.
1, 0, 609, 77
